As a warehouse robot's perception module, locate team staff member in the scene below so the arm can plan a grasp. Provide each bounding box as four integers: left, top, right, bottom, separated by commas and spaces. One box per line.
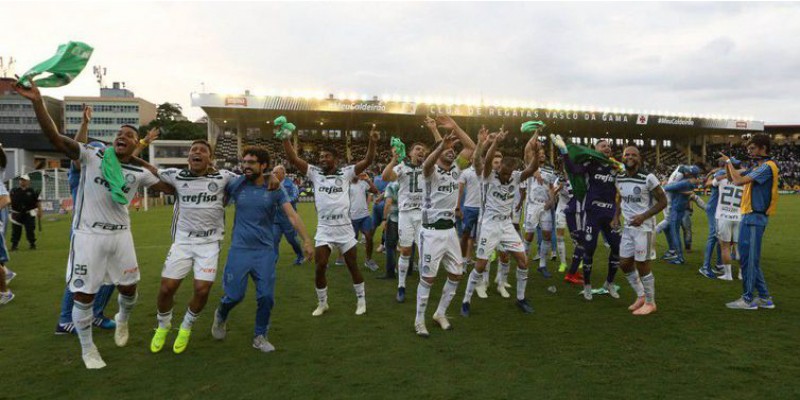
721, 134, 779, 310
10, 174, 41, 251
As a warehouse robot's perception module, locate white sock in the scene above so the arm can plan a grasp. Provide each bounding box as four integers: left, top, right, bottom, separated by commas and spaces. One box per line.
515, 268, 529, 300
415, 280, 431, 324
723, 264, 732, 277
498, 262, 510, 285
181, 308, 199, 330
117, 292, 138, 323
641, 273, 655, 303
538, 243, 548, 268
157, 309, 173, 329
73, 300, 95, 352
463, 269, 481, 303
398, 255, 410, 288
625, 271, 645, 298
482, 270, 490, 286
316, 287, 328, 304
557, 237, 566, 264
353, 282, 365, 301
435, 279, 459, 316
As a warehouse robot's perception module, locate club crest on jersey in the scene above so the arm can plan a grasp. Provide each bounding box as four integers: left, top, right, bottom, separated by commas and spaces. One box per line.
73, 279, 84, 288
125, 174, 136, 184
633, 186, 642, 194
335, 177, 343, 187
208, 182, 219, 192
585, 233, 593, 241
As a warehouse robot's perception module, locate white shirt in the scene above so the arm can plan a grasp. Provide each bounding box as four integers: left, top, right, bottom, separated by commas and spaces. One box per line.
714, 177, 743, 222
307, 164, 357, 227
349, 179, 371, 220
393, 161, 424, 211
72, 145, 160, 234
458, 166, 482, 208
526, 165, 556, 206
422, 163, 462, 224
554, 177, 573, 213
481, 170, 522, 220
615, 170, 661, 232
159, 168, 237, 244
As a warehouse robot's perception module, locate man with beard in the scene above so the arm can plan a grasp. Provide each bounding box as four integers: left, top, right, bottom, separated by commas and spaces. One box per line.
282, 129, 378, 316
612, 146, 667, 315
211, 146, 313, 352
14, 78, 171, 369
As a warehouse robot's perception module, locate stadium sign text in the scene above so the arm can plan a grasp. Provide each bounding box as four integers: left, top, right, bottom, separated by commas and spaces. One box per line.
424, 105, 630, 124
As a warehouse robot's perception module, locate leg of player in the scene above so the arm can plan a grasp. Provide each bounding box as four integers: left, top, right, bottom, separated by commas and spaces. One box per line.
0, 265, 11, 305
581, 224, 599, 300
415, 276, 434, 337
460, 258, 487, 317
114, 284, 139, 348
509, 250, 533, 313
556, 228, 567, 273
380, 220, 398, 279
73, 291, 104, 369
56, 287, 76, 333
342, 245, 367, 315
213, 252, 250, 340
91, 285, 116, 329
632, 261, 656, 315
433, 272, 460, 331
397, 245, 413, 302
283, 229, 305, 265
619, 258, 645, 312
172, 279, 212, 354
600, 224, 622, 299
523, 230, 536, 260
252, 251, 278, 352
150, 278, 182, 353
682, 212, 693, 252
537, 227, 553, 278
312, 245, 332, 316
363, 224, 378, 272
719, 239, 734, 281
495, 251, 511, 298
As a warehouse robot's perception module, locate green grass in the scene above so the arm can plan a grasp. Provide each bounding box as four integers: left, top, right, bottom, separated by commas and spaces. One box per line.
2, 197, 800, 399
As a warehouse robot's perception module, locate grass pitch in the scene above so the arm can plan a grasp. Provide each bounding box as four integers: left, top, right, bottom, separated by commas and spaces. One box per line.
2, 197, 800, 399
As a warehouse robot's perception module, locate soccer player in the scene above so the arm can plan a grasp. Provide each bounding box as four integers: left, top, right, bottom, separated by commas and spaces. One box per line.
712, 164, 743, 281
15, 78, 170, 369
349, 172, 380, 271
0, 177, 12, 305
457, 132, 484, 269
612, 145, 667, 315
722, 134, 778, 310
662, 173, 702, 265
272, 165, 306, 265
369, 170, 389, 255
551, 174, 571, 272
552, 135, 622, 300
282, 128, 378, 316
414, 120, 476, 337
378, 181, 400, 279
143, 139, 239, 354
522, 142, 557, 278
211, 146, 313, 351
382, 124, 437, 303
699, 166, 727, 278
461, 129, 540, 316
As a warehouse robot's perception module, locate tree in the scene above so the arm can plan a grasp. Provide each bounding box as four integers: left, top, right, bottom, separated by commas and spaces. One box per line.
156, 102, 184, 122
140, 102, 206, 142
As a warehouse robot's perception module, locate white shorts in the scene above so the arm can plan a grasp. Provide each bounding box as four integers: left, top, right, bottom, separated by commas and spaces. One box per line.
66, 231, 139, 294
555, 210, 567, 230
524, 203, 553, 232
716, 219, 740, 243
162, 241, 221, 282
476, 219, 525, 260
315, 224, 358, 253
398, 209, 423, 248
512, 203, 523, 223
418, 227, 463, 278
620, 228, 653, 262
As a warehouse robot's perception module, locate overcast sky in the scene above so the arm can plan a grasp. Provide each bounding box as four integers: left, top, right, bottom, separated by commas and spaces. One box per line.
4, 1, 799, 123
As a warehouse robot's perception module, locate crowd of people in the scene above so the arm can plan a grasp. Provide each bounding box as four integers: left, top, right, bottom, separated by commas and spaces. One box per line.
0, 77, 784, 371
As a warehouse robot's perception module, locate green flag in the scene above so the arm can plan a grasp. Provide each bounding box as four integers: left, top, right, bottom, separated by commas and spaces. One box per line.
18, 41, 94, 88
564, 144, 614, 201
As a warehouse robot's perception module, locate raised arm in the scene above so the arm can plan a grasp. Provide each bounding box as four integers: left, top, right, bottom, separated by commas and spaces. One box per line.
13, 78, 80, 160
424, 116, 443, 143
472, 128, 489, 177
282, 136, 309, 175
354, 128, 379, 175
423, 132, 458, 177
519, 133, 541, 182
481, 133, 501, 179
382, 149, 400, 182
133, 127, 160, 158
436, 115, 476, 160
282, 202, 314, 261
719, 153, 754, 186
75, 104, 91, 144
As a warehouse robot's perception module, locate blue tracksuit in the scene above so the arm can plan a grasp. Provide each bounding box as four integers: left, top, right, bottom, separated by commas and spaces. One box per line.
739, 161, 778, 303
272, 178, 303, 262
217, 177, 288, 337
663, 179, 696, 261
702, 170, 726, 270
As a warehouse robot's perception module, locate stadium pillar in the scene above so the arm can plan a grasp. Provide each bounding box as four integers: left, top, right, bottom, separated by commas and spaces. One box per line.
656, 141, 661, 166
702, 135, 707, 160
237, 121, 243, 157
686, 140, 692, 163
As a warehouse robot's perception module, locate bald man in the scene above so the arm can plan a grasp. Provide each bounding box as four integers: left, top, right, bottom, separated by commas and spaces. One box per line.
272, 165, 305, 265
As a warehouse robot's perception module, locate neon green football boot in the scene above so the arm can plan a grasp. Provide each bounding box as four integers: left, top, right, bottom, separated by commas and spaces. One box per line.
150, 325, 171, 353
173, 328, 192, 354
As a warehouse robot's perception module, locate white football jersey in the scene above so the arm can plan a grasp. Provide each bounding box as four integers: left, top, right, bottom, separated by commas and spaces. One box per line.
481, 170, 522, 220
554, 176, 573, 213
714, 178, 743, 222
159, 168, 237, 244
72, 145, 160, 234
349, 179, 371, 220
307, 164, 357, 227
526, 165, 556, 206
393, 161, 424, 211
615, 170, 661, 231
458, 166, 482, 208
422, 163, 462, 224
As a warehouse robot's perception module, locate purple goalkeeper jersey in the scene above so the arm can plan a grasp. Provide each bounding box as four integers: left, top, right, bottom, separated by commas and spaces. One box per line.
562, 154, 618, 218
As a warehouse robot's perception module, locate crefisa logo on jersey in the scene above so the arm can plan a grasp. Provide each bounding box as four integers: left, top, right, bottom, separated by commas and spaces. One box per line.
125, 174, 136, 184
208, 182, 219, 192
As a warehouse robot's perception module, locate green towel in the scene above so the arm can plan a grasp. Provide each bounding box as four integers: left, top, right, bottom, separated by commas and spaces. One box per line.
565, 144, 615, 201
17, 41, 93, 88
390, 137, 406, 162
273, 115, 296, 140
520, 120, 546, 133
101, 148, 129, 205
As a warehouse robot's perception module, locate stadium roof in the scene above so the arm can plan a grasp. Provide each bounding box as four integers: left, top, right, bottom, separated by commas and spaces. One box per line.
192, 92, 765, 140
